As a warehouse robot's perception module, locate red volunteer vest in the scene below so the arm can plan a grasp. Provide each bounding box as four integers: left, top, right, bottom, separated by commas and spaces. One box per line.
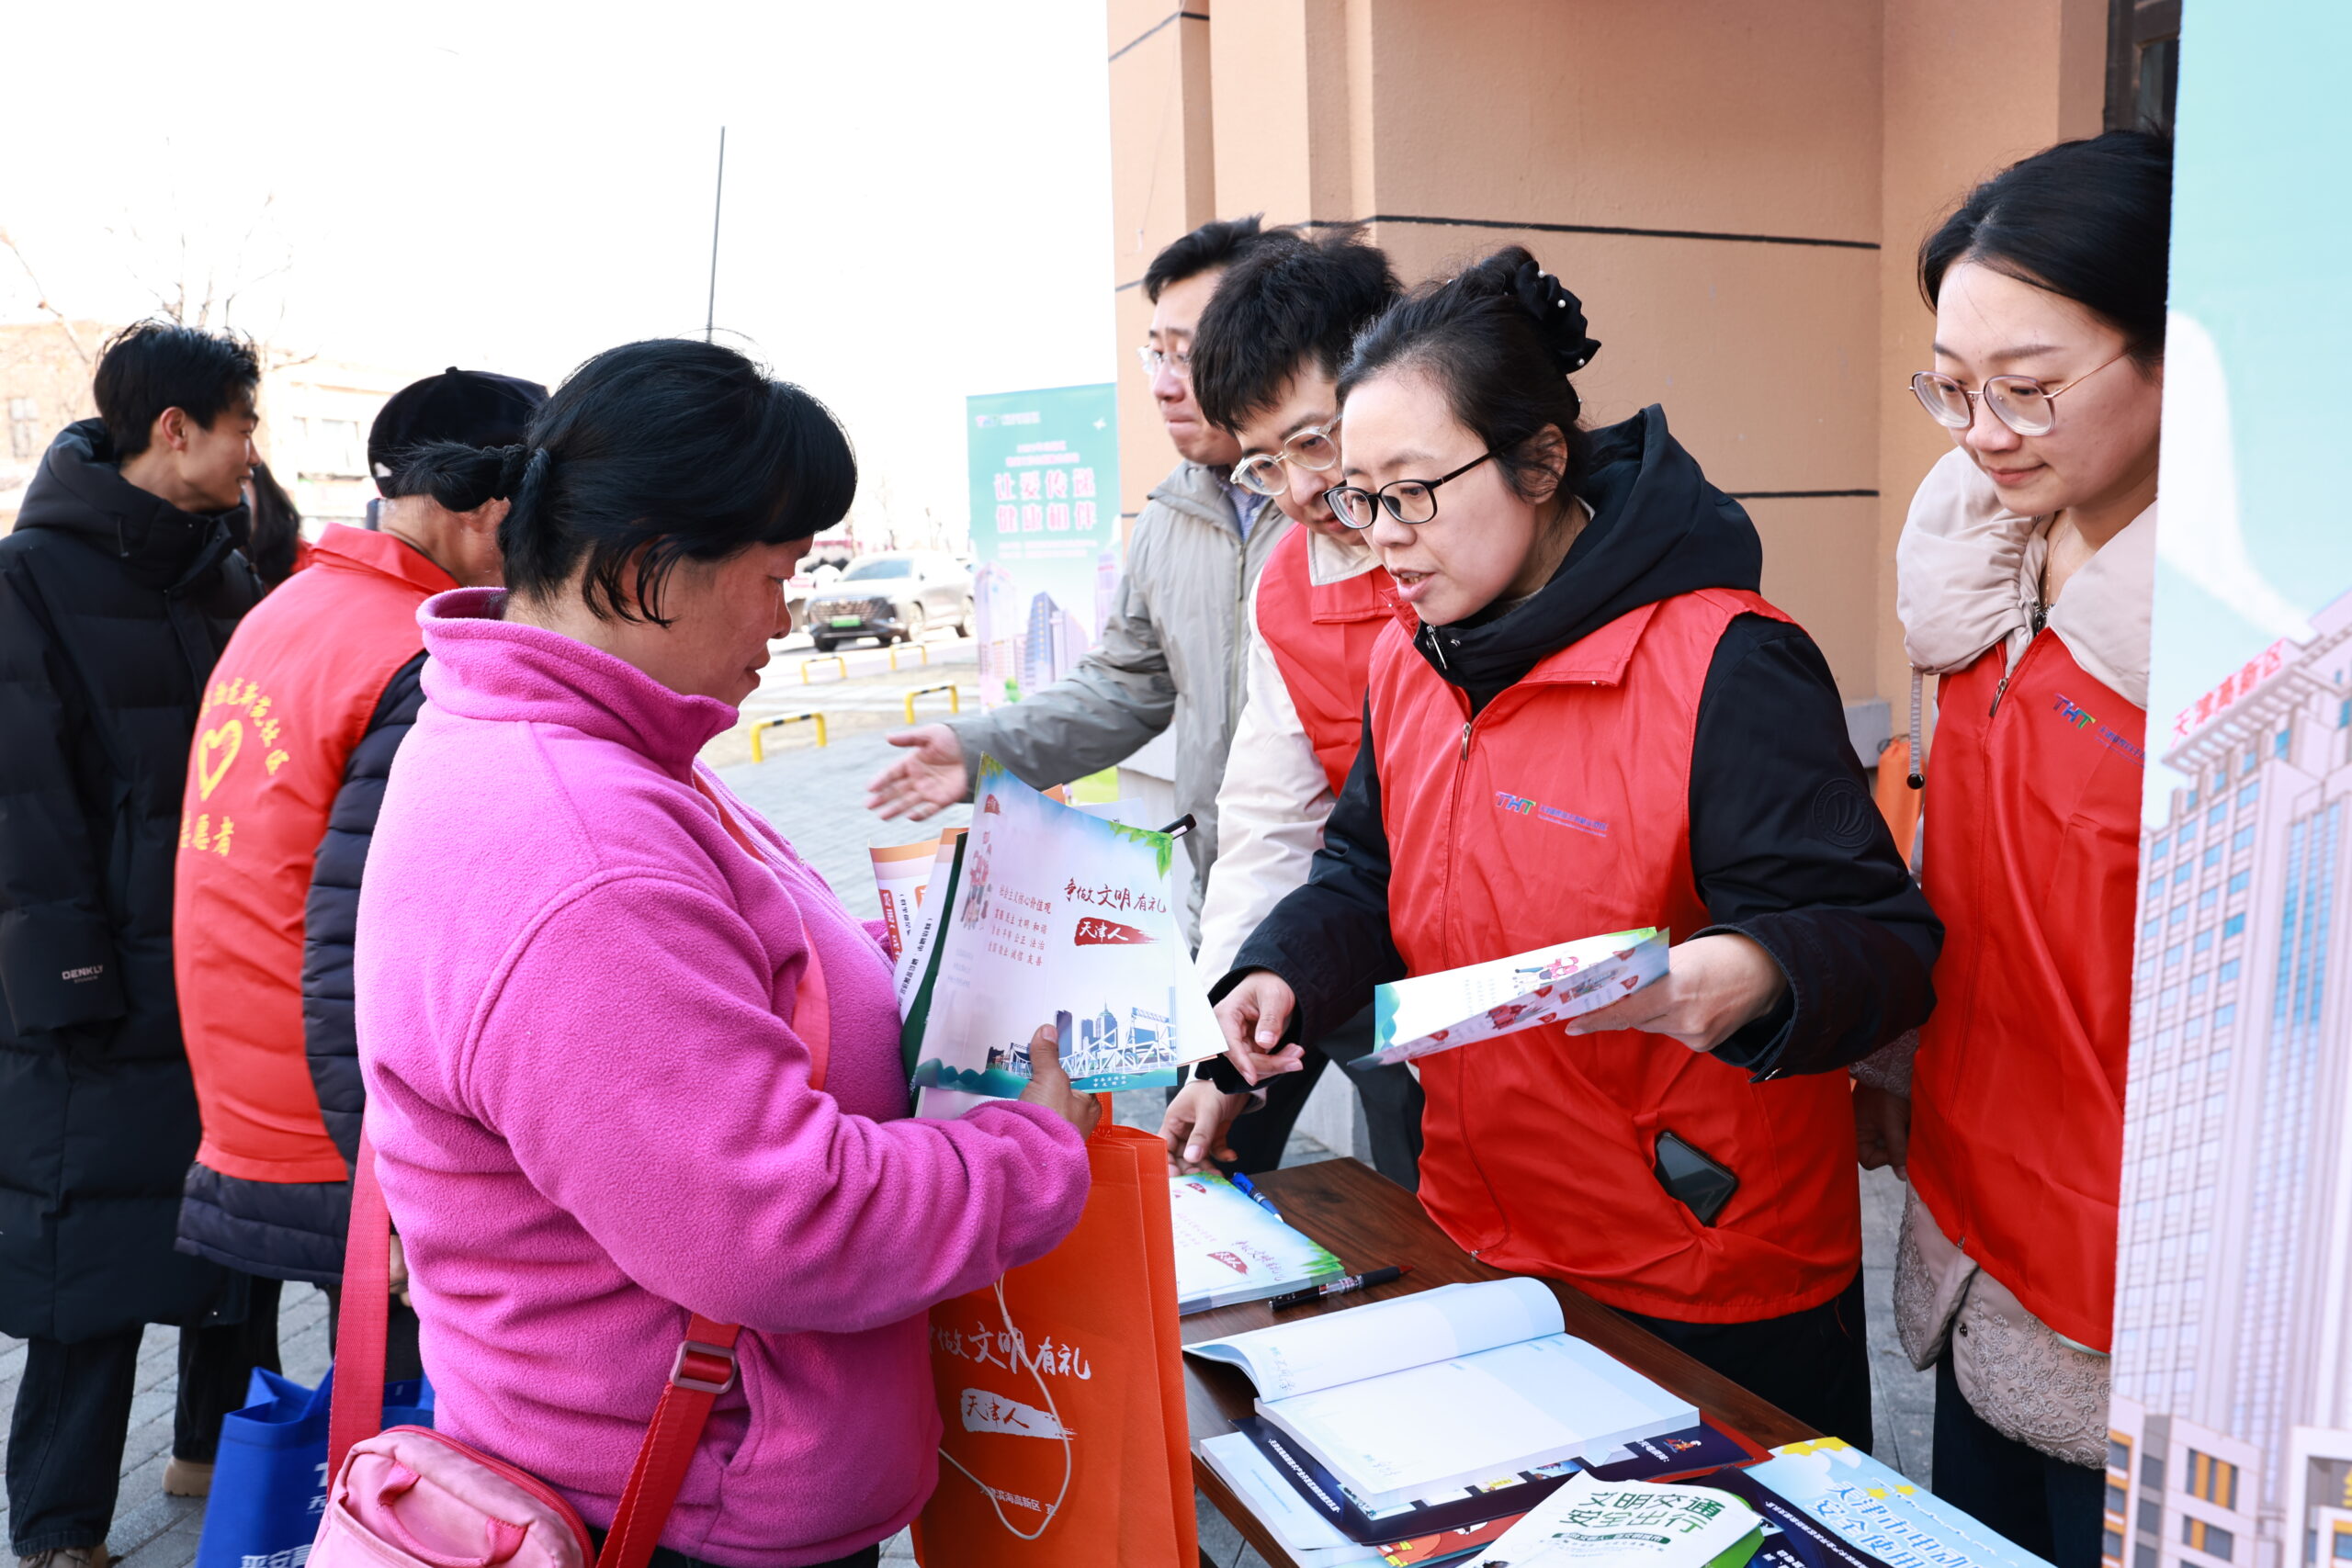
1368, 588, 1860, 1324
1254, 526, 1396, 796
173, 525, 457, 1184
1374, 587, 1862, 1325
1908, 633, 2140, 1350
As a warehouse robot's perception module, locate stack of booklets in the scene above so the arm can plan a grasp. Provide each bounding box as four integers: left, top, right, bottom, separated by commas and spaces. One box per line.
1169, 1171, 1347, 1314
1187, 1280, 1772, 1564
1368, 929, 1671, 1066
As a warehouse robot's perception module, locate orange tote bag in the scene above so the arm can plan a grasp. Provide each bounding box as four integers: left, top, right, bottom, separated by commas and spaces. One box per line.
911, 1117, 1196, 1568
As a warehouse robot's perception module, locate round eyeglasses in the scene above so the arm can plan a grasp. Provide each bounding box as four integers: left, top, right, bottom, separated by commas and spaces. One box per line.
1232, 419, 1341, 497
1323, 451, 1496, 530
1909, 350, 2130, 438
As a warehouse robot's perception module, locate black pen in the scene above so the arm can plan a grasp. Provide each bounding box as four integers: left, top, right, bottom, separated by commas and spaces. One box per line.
1268, 1265, 1410, 1310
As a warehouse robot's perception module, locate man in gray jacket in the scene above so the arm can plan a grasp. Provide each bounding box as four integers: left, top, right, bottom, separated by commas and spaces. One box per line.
868, 217, 1294, 938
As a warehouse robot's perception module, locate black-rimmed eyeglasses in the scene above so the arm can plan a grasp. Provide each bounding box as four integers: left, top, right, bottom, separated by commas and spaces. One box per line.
1323, 451, 1496, 530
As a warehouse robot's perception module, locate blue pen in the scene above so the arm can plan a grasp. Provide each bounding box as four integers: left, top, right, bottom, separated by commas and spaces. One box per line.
1227, 1169, 1283, 1220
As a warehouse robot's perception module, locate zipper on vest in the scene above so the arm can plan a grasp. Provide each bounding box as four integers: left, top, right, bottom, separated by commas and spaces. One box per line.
1460, 720, 1473, 760
1988, 673, 2011, 716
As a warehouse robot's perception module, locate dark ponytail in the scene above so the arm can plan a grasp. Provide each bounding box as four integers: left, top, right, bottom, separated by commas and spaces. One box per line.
388, 441, 533, 513
399, 339, 857, 626
1339, 245, 1600, 502
1919, 130, 2172, 367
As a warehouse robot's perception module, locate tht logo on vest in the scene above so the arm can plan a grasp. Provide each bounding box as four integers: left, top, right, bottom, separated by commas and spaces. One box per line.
2050, 693, 2147, 764
1494, 792, 1611, 838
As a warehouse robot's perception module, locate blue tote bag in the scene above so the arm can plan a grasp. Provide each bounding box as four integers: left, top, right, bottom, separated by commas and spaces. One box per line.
193, 1365, 433, 1568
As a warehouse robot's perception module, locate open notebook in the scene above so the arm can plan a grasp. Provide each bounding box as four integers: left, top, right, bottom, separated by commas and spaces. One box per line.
1184, 1279, 1696, 1513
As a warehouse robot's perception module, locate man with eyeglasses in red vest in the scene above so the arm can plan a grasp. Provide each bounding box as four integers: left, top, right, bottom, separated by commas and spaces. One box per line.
1158, 228, 1424, 1185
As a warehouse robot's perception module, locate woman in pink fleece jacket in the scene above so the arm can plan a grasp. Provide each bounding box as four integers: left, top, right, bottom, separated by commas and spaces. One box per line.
353, 340, 1096, 1568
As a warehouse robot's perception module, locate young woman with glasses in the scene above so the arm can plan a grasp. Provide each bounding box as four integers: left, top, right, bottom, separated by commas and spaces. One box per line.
1869, 132, 2168, 1563
1205, 246, 1941, 1446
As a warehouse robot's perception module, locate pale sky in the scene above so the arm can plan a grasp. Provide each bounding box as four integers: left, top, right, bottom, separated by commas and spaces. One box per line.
0, 0, 1120, 537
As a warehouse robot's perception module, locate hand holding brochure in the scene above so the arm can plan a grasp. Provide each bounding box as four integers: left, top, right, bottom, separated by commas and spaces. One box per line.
1184, 1280, 1698, 1513
897, 758, 1223, 1111
1370, 928, 1670, 1066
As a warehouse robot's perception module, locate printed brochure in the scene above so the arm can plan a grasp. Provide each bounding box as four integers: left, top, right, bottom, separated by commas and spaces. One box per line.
1170, 1172, 1347, 1314
1466, 1472, 1762, 1568
899, 758, 1222, 1111
1369, 929, 1669, 1066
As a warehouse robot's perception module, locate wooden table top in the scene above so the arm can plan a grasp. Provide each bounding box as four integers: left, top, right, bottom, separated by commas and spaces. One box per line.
1180, 1157, 1816, 1568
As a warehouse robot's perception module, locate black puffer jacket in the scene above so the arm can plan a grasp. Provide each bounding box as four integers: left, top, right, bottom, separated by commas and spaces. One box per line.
175, 650, 426, 1282
0, 419, 263, 1342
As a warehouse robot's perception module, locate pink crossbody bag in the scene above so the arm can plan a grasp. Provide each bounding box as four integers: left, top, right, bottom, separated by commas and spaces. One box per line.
314, 783, 829, 1568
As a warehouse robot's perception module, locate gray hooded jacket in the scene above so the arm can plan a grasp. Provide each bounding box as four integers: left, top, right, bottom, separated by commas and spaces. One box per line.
946, 460, 1292, 934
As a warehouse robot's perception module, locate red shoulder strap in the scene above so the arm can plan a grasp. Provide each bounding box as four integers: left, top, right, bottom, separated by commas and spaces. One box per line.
328, 788, 833, 1568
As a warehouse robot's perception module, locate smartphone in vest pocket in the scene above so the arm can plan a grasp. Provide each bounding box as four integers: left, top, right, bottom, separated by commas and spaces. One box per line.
1653, 1130, 1737, 1226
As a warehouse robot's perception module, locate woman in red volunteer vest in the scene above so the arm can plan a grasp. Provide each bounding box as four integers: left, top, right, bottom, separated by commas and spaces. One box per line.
1863, 133, 2167, 1561
1216, 247, 1941, 1447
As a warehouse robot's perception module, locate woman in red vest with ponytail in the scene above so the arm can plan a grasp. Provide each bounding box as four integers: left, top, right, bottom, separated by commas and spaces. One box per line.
1214, 248, 1941, 1448
1866, 132, 2168, 1564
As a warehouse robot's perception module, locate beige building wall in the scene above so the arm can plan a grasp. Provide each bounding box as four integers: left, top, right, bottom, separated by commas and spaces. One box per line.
1104, 0, 2106, 714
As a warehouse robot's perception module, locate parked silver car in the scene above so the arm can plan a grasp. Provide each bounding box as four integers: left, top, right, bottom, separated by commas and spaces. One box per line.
805, 552, 974, 650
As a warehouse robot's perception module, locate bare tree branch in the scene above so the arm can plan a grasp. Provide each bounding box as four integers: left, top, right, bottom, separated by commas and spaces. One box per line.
0, 227, 95, 369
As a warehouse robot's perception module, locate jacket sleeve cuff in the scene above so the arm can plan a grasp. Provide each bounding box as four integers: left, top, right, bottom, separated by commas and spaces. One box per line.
0, 906, 126, 1036
1691, 921, 1800, 1078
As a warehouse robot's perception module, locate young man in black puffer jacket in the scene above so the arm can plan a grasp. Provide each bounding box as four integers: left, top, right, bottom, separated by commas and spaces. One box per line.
0, 321, 266, 1566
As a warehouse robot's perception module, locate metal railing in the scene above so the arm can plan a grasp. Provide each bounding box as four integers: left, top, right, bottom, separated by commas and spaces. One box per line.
904, 683, 962, 724
749, 710, 827, 761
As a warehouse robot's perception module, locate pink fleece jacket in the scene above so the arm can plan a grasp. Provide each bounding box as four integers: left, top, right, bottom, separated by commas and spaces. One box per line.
354, 588, 1091, 1567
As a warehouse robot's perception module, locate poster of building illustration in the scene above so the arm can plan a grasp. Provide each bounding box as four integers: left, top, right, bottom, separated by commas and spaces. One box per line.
2105, 6, 2352, 1564
965, 384, 1122, 710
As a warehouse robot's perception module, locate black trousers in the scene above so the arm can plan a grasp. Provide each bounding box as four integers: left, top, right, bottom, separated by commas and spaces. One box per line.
1220, 1005, 1425, 1189
1931, 1351, 2104, 1568
6, 1275, 282, 1554
1615, 1269, 1874, 1453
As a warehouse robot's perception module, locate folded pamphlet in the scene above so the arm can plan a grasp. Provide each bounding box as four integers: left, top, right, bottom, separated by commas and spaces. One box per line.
1370, 929, 1670, 1067
1184, 1280, 1697, 1514
1466, 1472, 1762, 1568
868, 838, 941, 962
896, 758, 1223, 1111
1170, 1172, 1346, 1314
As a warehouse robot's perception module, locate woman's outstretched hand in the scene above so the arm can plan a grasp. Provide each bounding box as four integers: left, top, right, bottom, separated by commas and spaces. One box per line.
1566, 932, 1787, 1053
1213, 970, 1306, 1085
1018, 1022, 1102, 1138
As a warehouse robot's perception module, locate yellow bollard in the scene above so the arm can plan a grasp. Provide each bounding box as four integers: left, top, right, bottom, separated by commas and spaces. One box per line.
888, 642, 932, 671
749, 710, 828, 761
798, 655, 847, 684
903, 683, 962, 725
